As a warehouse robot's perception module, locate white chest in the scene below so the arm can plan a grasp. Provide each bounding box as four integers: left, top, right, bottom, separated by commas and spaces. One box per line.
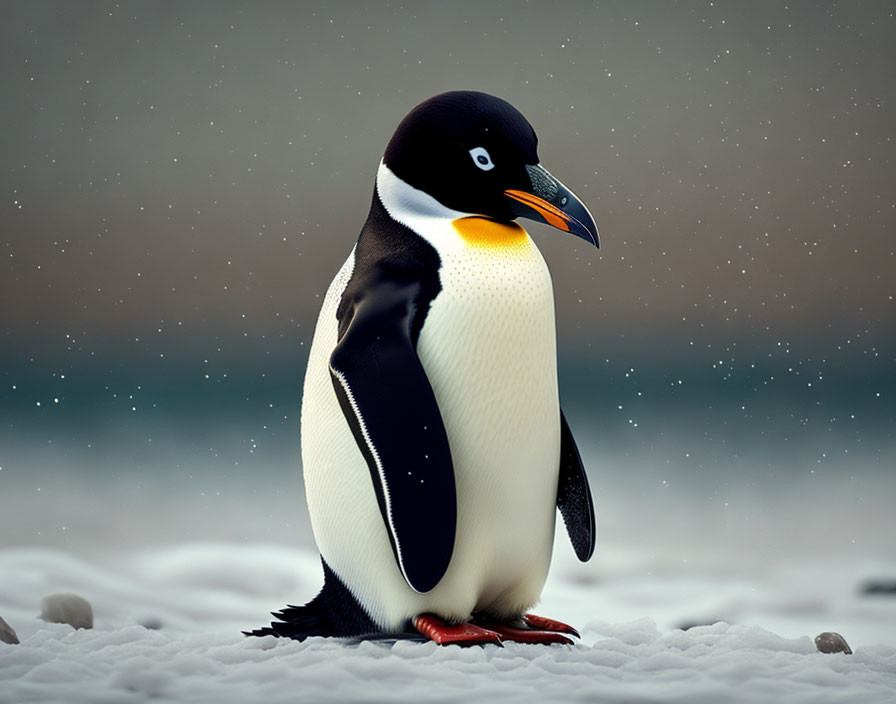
414, 221, 561, 607
418, 222, 559, 459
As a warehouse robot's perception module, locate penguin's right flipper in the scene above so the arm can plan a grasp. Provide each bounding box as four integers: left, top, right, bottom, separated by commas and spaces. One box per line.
556, 410, 596, 561
329, 277, 456, 594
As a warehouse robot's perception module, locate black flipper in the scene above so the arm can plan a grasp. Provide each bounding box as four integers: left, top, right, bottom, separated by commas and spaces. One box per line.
330, 277, 456, 594
244, 558, 379, 640
556, 410, 596, 561
328, 194, 456, 594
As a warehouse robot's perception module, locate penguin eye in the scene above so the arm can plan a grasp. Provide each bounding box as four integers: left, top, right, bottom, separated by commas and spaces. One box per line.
468, 147, 495, 171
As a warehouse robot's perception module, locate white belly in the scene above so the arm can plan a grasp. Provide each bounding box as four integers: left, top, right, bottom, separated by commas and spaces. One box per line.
301, 230, 560, 630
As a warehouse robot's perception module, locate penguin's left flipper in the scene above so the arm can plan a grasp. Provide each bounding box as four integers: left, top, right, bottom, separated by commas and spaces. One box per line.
329, 277, 456, 594
557, 410, 596, 561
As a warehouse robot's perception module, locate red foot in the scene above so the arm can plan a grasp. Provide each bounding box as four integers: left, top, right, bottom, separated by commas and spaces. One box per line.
482, 622, 574, 646
414, 614, 503, 646
524, 613, 581, 639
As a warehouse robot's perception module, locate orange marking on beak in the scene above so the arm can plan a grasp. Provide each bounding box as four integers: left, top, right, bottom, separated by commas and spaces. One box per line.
504, 190, 571, 232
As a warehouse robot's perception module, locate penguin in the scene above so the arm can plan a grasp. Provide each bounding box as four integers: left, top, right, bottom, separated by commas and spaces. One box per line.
247, 90, 599, 646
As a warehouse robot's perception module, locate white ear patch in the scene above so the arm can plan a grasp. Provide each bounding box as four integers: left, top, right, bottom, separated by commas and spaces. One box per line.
468, 146, 495, 171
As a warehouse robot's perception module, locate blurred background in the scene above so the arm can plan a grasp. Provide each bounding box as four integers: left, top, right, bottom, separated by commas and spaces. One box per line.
1, 1, 893, 637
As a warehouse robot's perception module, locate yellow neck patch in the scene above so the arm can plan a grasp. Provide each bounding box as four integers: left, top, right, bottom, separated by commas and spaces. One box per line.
451, 217, 528, 247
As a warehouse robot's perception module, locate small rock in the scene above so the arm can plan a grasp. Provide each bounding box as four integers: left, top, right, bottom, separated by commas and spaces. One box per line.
40, 593, 93, 629
138, 616, 163, 630
860, 580, 896, 596
815, 631, 852, 654
676, 618, 726, 631
0, 616, 19, 644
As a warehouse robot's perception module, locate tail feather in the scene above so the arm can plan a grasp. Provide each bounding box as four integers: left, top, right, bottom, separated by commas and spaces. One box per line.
243, 625, 278, 637
244, 558, 380, 641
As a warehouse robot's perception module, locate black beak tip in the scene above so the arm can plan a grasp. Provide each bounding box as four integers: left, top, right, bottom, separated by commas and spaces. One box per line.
571, 217, 600, 249
589, 226, 601, 249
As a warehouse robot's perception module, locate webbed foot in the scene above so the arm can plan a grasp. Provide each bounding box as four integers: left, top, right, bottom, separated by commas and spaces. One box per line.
524, 613, 581, 638
414, 614, 503, 646
471, 612, 579, 645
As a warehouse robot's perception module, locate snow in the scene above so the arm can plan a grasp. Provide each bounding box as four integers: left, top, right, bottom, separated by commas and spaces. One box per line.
4, 614, 894, 704
2, 545, 895, 704
2, 441, 895, 702
2, 532, 895, 702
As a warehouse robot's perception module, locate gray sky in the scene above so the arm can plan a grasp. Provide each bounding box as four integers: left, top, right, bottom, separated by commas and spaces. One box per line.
1, 0, 893, 358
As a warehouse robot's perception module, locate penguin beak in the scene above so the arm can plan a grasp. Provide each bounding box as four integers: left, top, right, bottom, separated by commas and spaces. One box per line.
504, 164, 600, 248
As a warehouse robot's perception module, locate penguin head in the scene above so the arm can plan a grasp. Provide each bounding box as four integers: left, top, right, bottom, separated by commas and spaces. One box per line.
383, 91, 599, 247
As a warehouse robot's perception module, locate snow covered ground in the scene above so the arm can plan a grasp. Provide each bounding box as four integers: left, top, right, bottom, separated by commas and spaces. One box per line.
2, 447, 895, 702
